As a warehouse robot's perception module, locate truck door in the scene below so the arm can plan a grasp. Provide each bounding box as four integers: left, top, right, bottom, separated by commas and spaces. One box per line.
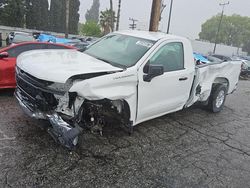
136, 41, 194, 124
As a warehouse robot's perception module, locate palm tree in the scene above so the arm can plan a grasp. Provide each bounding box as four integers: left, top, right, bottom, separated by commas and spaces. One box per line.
100, 9, 116, 35
116, 0, 121, 31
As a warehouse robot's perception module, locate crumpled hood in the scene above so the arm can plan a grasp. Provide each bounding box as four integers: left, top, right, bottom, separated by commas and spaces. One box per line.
17, 49, 122, 83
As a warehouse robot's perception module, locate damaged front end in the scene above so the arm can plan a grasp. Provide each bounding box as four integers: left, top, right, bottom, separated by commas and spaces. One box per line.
15, 67, 131, 149
15, 68, 84, 149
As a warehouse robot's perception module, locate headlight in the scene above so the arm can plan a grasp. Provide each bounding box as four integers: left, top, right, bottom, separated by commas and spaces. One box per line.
15, 66, 20, 75
47, 83, 68, 93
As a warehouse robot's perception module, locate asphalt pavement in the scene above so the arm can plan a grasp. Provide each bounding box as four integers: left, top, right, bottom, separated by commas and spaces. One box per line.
0, 80, 250, 188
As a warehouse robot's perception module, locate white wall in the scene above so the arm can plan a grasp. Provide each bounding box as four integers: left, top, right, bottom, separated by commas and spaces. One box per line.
191, 40, 247, 56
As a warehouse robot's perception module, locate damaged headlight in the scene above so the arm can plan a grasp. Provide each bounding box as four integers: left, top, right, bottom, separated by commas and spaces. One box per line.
47, 83, 68, 93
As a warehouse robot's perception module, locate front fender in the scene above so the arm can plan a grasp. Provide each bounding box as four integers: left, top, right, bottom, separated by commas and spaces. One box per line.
69, 68, 138, 124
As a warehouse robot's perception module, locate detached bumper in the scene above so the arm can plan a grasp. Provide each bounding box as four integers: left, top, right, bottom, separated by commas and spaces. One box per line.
15, 88, 82, 149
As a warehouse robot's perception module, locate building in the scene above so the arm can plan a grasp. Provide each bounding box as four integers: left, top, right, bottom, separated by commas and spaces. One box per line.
191, 39, 247, 56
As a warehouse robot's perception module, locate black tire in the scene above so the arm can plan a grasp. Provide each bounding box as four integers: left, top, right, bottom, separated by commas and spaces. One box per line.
208, 84, 227, 113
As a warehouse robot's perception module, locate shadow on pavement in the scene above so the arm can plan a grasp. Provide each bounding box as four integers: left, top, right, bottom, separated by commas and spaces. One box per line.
0, 88, 15, 97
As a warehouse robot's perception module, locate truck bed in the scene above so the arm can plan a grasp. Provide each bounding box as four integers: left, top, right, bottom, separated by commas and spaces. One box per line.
185, 61, 241, 107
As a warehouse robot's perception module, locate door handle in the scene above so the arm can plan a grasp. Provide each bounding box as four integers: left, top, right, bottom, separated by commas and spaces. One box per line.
179, 77, 188, 81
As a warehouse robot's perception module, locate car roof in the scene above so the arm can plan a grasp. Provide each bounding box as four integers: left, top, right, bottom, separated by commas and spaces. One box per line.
115, 30, 186, 41
14, 32, 30, 35
0, 42, 76, 52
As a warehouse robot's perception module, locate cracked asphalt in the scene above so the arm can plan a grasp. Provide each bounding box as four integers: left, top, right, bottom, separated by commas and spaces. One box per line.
0, 80, 250, 188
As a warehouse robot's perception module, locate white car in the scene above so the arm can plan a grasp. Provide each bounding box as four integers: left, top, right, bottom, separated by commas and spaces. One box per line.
9, 32, 35, 44
15, 31, 241, 149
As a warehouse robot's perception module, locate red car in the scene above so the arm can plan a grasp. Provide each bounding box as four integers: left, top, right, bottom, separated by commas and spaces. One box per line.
0, 42, 76, 89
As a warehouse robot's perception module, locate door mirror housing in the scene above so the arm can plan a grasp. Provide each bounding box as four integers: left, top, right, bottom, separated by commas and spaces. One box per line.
0, 52, 9, 59
143, 64, 164, 82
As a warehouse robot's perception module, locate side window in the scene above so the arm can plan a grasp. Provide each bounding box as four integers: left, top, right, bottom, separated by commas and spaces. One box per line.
48, 44, 68, 49
7, 43, 45, 57
149, 42, 184, 72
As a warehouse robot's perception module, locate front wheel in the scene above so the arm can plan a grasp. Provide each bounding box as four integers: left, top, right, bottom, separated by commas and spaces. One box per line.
208, 84, 227, 113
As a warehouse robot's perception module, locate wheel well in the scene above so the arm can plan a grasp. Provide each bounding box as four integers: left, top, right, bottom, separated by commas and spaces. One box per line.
79, 98, 131, 127
213, 77, 229, 92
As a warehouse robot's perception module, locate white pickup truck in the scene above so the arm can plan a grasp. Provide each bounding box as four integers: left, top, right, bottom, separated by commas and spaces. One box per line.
15, 31, 241, 149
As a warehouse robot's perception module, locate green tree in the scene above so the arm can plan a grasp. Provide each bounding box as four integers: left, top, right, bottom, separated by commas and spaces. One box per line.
199, 14, 250, 51
79, 21, 101, 37
69, 0, 80, 34
49, 0, 80, 34
49, 0, 64, 32
100, 9, 116, 35
85, 0, 100, 23
0, 0, 26, 27
25, 0, 49, 30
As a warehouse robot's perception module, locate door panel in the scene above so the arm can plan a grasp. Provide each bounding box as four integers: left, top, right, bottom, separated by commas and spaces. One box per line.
137, 70, 194, 122
0, 57, 16, 88
136, 42, 194, 124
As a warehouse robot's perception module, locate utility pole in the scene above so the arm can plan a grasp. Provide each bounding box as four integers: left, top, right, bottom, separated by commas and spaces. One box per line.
167, 0, 173, 34
149, 0, 162, 31
129, 18, 138, 30
213, 1, 229, 54
116, 0, 122, 31
65, 0, 70, 38
110, 0, 114, 32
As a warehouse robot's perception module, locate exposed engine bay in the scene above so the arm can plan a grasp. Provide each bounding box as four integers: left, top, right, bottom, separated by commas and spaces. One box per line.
15, 68, 132, 149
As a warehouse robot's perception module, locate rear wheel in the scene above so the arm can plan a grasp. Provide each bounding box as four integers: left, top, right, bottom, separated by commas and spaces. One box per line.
208, 84, 227, 113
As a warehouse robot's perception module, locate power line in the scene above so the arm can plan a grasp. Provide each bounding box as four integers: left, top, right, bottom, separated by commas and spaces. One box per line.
159, 1, 166, 21
129, 17, 138, 30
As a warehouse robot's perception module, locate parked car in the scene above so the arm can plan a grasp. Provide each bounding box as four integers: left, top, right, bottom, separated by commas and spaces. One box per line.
240, 60, 250, 77
231, 56, 250, 77
246, 61, 250, 72
38, 34, 71, 44
8, 32, 35, 45
210, 54, 232, 62
204, 55, 223, 63
15, 31, 241, 149
67, 41, 90, 52
0, 42, 76, 89
85, 36, 99, 44
193, 52, 209, 65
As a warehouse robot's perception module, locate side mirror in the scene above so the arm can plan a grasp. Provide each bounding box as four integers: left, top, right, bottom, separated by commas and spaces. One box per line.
143, 64, 164, 82
0, 52, 9, 59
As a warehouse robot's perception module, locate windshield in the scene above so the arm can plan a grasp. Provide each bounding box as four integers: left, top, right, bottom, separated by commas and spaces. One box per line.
246, 61, 250, 66
12, 34, 34, 43
84, 34, 155, 68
